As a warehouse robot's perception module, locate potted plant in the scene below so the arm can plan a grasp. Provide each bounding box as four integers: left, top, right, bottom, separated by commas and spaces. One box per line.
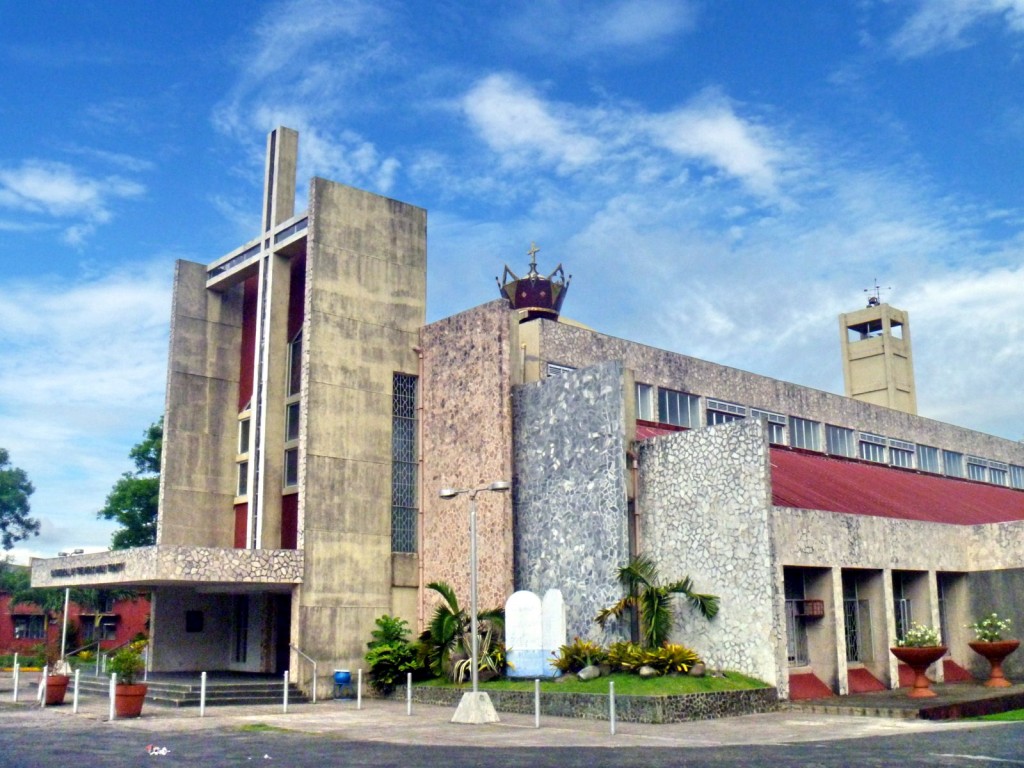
108, 640, 148, 717
967, 613, 1019, 688
890, 623, 946, 698
43, 646, 71, 706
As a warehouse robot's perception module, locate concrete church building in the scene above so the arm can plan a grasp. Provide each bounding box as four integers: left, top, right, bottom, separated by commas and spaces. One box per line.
34, 128, 1024, 700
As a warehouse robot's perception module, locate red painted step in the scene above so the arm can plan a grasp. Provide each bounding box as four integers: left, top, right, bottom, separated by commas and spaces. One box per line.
943, 659, 974, 682
848, 666, 886, 693
789, 672, 834, 700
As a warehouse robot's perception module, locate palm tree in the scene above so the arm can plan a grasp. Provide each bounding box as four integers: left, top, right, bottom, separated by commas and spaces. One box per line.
595, 554, 719, 649
420, 580, 504, 679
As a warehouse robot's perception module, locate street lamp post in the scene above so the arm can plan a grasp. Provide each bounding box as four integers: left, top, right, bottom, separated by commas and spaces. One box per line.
438, 480, 510, 724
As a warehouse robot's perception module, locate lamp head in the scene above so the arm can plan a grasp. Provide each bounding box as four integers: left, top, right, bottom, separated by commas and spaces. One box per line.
488, 481, 511, 492
439, 488, 460, 499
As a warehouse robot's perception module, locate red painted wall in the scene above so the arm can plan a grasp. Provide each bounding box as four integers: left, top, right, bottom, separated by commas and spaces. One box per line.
238, 275, 259, 411
0, 592, 151, 658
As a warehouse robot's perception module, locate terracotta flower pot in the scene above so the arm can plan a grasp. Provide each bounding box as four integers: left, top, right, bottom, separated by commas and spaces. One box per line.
969, 640, 1020, 687
891, 645, 947, 698
45, 674, 70, 706
114, 683, 148, 718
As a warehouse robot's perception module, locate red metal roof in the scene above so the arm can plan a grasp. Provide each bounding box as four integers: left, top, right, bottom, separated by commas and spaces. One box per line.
770, 447, 1024, 525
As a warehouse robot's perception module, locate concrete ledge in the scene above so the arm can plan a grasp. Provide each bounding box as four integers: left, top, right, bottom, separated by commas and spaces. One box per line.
31, 546, 304, 589
409, 685, 779, 723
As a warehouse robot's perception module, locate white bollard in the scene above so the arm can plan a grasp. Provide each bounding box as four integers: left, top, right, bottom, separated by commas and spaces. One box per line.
40, 664, 48, 708
73, 669, 80, 714
283, 670, 289, 713
200, 671, 207, 718
109, 673, 117, 721
406, 672, 412, 716
609, 680, 616, 735
534, 679, 541, 728
12, 662, 19, 703
356, 669, 362, 710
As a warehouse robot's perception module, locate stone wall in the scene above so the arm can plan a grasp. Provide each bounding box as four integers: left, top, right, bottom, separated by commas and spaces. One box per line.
536, 319, 1024, 464
511, 361, 631, 641
637, 420, 781, 688
420, 302, 516, 620
409, 684, 778, 723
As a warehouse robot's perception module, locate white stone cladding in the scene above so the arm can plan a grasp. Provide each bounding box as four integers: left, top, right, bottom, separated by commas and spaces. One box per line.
637, 419, 781, 688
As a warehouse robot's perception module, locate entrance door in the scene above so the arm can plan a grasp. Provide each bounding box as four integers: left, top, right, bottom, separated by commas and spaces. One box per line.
843, 576, 873, 662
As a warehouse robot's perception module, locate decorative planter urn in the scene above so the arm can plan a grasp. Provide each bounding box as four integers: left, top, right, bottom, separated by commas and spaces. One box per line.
45, 674, 70, 706
114, 684, 148, 718
969, 640, 1020, 687
890, 646, 947, 698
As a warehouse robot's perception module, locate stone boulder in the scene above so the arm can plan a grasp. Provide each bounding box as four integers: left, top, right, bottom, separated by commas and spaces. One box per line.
577, 665, 602, 681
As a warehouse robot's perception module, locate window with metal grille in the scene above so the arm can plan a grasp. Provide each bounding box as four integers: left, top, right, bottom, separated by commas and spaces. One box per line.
988, 460, 1008, 486
751, 408, 786, 444
967, 456, 987, 482
706, 399, 746, 426
789, 417, 821, 451
391, 373, 418, 553
546, 363, 575, 377
858, 433, 886, 463
657, 388, 700, 428
1011, 466, 1024, 490
889, 439, 915, 468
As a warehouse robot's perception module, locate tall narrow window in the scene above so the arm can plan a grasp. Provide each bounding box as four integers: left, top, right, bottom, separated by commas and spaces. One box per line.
283, 331, 301, 489
391, 373, 418, 553
1010, 466, 1024, 490
635, 383, 655, 422
236, 410, 251, 498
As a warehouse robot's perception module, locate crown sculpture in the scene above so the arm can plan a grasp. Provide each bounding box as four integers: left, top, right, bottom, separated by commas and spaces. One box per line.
497, 243, 571, 321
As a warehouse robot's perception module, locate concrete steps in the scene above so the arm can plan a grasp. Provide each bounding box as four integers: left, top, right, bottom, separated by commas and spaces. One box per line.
59, 674, 308, 708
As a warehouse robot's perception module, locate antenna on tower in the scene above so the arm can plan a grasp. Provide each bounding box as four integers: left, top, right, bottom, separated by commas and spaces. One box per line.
863, 278, 891, 307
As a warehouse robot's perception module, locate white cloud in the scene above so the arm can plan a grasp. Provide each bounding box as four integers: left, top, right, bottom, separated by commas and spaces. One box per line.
0, 263, 172, 556
647, 90, 786, 198
506, 0, 697, 56
888, 0, 1024, 57
0, 160, 144, 244
461, 74, 602, 173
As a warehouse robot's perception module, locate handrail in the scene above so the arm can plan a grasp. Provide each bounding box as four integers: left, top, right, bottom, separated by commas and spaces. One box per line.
288, 645, 318, 704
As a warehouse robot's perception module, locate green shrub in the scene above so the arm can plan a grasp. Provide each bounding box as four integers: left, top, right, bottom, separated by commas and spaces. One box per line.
551, 637, 608, 673
642, 643, 701, 674
365, 615, 419, 695
607, 640, 645, 672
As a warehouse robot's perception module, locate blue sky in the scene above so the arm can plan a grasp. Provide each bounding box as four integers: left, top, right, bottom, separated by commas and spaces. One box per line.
2, 0, 1023, 562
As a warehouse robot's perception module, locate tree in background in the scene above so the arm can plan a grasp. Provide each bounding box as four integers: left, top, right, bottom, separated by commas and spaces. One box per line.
97, 419, 162, 550
0, 447, 39, 550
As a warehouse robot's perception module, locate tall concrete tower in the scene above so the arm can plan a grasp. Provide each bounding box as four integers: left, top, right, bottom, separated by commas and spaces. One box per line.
839, 297, 917, 414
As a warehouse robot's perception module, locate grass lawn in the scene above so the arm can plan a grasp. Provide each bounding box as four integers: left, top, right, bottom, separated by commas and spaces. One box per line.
418, 671, 768, 696
973, 709, 1024, 721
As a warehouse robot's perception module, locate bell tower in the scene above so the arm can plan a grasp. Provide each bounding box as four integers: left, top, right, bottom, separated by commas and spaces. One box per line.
839, 289, 917, 415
